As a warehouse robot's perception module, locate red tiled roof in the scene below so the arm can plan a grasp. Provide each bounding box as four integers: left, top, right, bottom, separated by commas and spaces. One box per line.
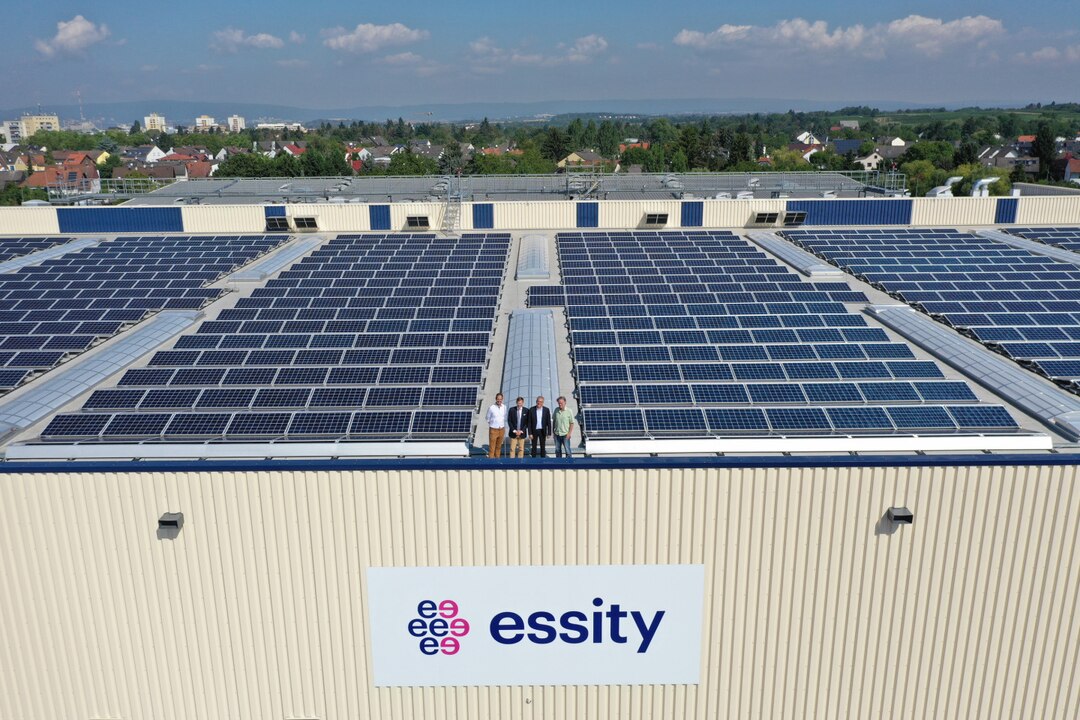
1017, 135, 1036, 143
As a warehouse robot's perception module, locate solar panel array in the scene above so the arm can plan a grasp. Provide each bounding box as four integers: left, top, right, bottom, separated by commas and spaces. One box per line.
0, 235, 288, 391
1007, 227, 1080, 253
529, 230, 1019, 438
0, 236, 73, 263
43, 233, 510, 442
785, 227, 1080, 391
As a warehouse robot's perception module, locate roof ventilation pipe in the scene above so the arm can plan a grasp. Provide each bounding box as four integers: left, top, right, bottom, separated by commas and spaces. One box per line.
925, 176, 963, 198
970, 177, 996, 197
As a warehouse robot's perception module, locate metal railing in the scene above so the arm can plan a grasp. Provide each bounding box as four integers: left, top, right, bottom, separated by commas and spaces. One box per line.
45, 170, 907, 204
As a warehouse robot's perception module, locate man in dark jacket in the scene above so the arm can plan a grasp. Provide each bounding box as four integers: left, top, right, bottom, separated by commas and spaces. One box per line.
507, 396, 528, 459
526, 395, 552, 458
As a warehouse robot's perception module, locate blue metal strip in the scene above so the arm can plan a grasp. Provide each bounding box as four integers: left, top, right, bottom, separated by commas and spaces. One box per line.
369, 204, 391, 230
264, 205, 287, 217
995, 197, 1019, 225
472, 203, 494, 229
576, 202, 599, 228
785, 199, 913, 226
57, 207, 184, 233
681, 201, 704, 227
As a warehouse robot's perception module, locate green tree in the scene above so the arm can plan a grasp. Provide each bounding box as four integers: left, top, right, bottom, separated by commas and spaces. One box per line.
669, 148, 689, 172
540, 128, 569, 162
567, 118, 585, 150
900, 159, 946, 197
439, 141, 466, 174
1033, 122, 1057, 180
597, 121, 619, 158
98, 153, 123, 179
129, 120, 142, 135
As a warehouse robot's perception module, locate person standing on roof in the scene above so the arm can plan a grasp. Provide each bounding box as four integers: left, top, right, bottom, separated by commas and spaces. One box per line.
485, 393, 507, 458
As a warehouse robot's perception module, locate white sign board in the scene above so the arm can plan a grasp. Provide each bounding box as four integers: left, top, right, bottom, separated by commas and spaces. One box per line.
367, 564, 705, 686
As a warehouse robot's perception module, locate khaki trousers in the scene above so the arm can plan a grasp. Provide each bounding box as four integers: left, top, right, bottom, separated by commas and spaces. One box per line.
508, 433, 527, 458
488, 427, 505, 458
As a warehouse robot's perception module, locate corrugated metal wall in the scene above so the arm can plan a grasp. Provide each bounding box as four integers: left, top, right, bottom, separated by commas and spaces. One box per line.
702, 199, 786, 228
180, 205, 266, 234
0, 207, 61, 235
1014, 196, 1080, 225
7, 197, 1080, 236
909, 197, 998, 227
0, 463, 1076, 719
597, 200, 683, 229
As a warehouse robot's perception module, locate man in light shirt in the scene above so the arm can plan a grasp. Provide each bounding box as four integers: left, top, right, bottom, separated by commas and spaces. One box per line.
553, 396, 575, 459
485, 393, 507, 458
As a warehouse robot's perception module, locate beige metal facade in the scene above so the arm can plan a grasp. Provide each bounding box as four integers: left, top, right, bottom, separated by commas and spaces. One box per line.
0, 462, 1077, 719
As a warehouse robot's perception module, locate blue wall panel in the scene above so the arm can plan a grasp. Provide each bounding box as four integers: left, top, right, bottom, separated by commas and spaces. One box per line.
681, 201, 704, 227
57, 207, 184, 234
785, 199, 913, 226
576, 202, 599, 228
369, 205, 391, 230
995, 197, 1019, 224
472, 203, 494, 229
264, 205, 286, 217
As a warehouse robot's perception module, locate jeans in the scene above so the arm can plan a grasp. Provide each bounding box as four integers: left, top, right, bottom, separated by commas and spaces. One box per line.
554, 434, 573, 458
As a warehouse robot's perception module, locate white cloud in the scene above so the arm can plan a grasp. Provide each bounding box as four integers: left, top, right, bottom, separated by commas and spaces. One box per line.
1018, 44, 1080, 63
321, 22, 428, 53
140, 64, 158, 73
35, 15, 111, 57
674, 15, 1003, 59
211, 28, 285, 52
380, 51, 424, 65
468, 34, 608, 71
275, 58, 310, 68
289, 31, 306, 44
674, 25, 752, 49
562, 34, 608, 63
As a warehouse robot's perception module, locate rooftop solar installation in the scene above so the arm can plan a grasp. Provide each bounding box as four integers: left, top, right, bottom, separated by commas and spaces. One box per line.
0, 234, 289, 391
784, 227, 1080, 392
0, 236, 74, 263
1006, 227, 1080, 254
537, 230, 1020, 440
42, 233, 510, 443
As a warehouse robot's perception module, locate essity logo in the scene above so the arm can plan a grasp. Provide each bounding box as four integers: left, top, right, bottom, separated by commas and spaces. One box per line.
407, 596, 665, 656
408, 599, 471, 655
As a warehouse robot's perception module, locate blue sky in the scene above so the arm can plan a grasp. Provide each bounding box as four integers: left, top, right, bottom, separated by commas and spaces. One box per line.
4, 1, 1079, 111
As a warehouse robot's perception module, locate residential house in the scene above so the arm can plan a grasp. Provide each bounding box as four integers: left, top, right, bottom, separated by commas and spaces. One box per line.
256, 141, 278, 158
121, 145, 166, 164
878, 136, 907, 147
838, 120, 860, 131
367, 145, 400, 168
0, 150, 28, 173
0, 170, 26, 189
215, 146, 248, 162
23, 161, 100, 194
480, 144, 523, 157
855, 152, 885, 171
280, 144, 307, 157
787, 143, 826, 162
875, 145, 907, 164
795, 131, 822, 146
1017, 135, 1036, 153
1062, 156, 1080, 183
558, 150, 606, 169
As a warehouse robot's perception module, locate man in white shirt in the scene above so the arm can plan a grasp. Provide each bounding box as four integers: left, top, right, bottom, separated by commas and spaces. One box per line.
485, 393, 507, 458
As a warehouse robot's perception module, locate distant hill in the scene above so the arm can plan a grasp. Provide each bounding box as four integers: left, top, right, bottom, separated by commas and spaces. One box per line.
0, 98, 980, 127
